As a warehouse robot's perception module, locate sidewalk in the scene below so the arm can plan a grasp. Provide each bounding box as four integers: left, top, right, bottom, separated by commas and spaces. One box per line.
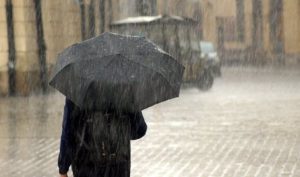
0, 67, 300, 177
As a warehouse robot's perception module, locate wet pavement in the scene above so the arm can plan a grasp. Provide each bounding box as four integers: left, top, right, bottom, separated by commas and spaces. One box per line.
1, 66, 300, 177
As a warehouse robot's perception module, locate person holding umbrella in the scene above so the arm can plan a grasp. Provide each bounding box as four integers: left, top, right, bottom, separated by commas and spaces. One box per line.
50, 32, 185, 177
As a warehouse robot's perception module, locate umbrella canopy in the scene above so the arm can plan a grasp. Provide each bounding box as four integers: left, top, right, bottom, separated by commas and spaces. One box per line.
49, 32, 184, 111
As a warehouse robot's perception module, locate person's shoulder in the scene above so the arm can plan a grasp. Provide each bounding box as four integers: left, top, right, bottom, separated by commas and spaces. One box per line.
65, 98, 74, 105
66, 98, 81, 110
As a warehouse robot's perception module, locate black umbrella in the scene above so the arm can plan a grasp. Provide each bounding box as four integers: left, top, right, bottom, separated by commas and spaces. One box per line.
49, 32, 184, 111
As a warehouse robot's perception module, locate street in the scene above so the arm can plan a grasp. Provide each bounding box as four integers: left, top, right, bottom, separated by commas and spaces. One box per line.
0, 66, 300, 177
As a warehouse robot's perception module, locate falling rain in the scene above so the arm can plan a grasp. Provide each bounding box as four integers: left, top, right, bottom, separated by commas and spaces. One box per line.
0, 0, 300, 177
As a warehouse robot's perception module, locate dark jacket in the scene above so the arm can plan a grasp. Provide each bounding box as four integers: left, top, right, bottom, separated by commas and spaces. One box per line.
58, 98, 147, 174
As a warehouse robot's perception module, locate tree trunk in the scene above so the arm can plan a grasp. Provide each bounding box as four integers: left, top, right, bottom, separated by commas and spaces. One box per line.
34, 0, 48, 93
5, 0, 16, 96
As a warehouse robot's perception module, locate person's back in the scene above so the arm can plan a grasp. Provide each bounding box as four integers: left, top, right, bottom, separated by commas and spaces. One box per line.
58, 99, 147, 177
71, 109, 131, 177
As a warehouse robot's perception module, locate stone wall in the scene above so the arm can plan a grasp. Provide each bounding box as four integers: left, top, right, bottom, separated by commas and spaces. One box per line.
1, 0, 299, 95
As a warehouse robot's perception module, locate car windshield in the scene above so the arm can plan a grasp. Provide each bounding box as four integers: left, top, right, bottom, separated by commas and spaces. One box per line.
200, 42, 215, 53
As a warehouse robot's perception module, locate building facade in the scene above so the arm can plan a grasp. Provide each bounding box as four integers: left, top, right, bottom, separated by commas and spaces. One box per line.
1, 0, 299, 95
0, 0, 202, 96
201, 0, 300, 65
0, 0, 83, 95
0, 0, 123, 96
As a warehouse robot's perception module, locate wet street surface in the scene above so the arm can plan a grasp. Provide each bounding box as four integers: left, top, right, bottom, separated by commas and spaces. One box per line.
1, 66, 300, 177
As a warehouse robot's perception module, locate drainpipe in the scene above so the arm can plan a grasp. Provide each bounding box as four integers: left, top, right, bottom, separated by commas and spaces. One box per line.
34, 0, 48, 93
5, 0, 16, 96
